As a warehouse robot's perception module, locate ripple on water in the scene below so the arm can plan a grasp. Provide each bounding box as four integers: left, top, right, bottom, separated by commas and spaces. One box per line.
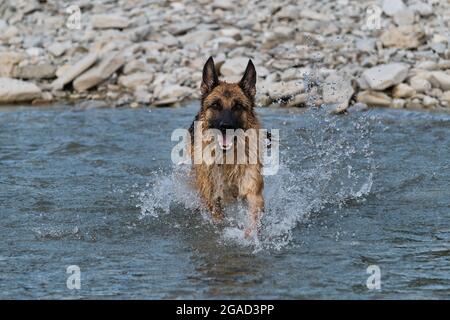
1, 105, 449, 299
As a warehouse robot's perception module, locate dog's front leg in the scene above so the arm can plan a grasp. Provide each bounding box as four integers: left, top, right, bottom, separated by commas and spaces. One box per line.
244, 193, 264, 238
207, 197, 224, 222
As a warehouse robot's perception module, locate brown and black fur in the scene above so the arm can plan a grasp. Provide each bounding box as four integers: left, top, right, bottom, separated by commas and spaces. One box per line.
189, 57, 264, 237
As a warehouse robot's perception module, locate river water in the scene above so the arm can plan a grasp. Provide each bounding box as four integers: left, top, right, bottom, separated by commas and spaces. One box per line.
0, 103, 449, 299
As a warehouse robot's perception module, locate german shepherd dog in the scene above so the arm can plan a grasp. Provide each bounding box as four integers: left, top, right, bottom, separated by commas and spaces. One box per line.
189, 57, 264, 237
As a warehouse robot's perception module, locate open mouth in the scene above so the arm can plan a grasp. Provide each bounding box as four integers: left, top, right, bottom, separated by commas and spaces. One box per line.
218, 131, 233, 150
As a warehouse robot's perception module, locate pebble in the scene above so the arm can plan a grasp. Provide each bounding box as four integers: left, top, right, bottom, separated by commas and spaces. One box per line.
382, 0, 406, 16
409, 76, 432, 93
0, 77, 42, 103
0, 0, 449, 111
13, 63, 56, 80
392, 83, 416, 98
429, 71, 450, 90
118, 72, 154, 91
423, 95, 438, 108
74, 51, 126, 92
322, 73, 354, 112
220, 57, 251, 76
361, 63, 410, 90
357, 90, 392, 107
392, 98, 406, 109
51, 52, 99, 90
91, 14, 130, 29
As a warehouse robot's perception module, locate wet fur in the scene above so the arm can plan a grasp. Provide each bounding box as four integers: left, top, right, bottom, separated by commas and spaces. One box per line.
189, 57, 264, 236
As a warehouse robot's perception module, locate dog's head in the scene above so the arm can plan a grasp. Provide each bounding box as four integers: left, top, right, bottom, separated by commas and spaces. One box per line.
200, 57, 258, 150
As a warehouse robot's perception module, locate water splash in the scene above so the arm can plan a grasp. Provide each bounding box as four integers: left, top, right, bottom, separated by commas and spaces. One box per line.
136, 108, 375, 252
245, 107, 374, 251
136, 166, 200, 219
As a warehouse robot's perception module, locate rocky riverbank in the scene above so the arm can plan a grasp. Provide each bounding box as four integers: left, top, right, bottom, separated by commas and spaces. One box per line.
1, 0, 450, 112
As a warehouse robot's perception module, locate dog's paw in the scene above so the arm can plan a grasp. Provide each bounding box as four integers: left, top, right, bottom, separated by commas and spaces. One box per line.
244, 227, 256, 239
211, 211, 224, 222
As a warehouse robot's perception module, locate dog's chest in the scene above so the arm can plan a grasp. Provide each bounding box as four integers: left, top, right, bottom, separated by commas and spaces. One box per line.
210, 164, 241, 201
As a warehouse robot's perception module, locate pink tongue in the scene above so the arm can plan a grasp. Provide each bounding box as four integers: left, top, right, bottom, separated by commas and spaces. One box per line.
221, 134, 228, 145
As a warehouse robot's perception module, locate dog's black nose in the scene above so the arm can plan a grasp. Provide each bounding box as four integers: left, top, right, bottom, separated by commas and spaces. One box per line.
219, 121, 234, 131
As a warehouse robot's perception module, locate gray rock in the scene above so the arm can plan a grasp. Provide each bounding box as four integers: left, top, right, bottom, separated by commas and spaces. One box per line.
25, 47, 43, 57
357, 90, 392, 107
91, 14, 130, 29
430, 43, 447, 54
0, 77, 42, 103
380, 26, 423, 49
13, 63, 56, 80
51, 52, 99, 90
23, 35, 43, 48
362, 63, 410, 90
0, 52, 23, 77
133, 85, 153, 104
423, 95, 438, 108
0, 0, 446, 110
220, 28, 241, 40
220, 57, 250, 76
440, 91, 450, 104
280, 68, 302, 81
168, 22, 196, 36
429, 71, 450, 91
300, 9, 330, 21
118, 72, 154, 90
276, 5, 300, 20
261, 27, 294, 49
0, 26, 19, 41
405, 98, 423, 109
212, 0, 234, 10
409, 2, 433, 16
123, 60, 148, 75
393, 9, 415, 26
73, 51, 126, 92
355, 38, 376, 52
47, 42, 71, 57
438, 60, 450, 70
159, 34, 179, 47
392, 83, 416, 98
281, 93, 308, 108
127, 25, 152, 42
382, 0, 406, 16
415, 61, 438, 70
322, 73, 354, 113
429, 88, 443, 98
268, 80, 305, 101
180, 30, 215, 46
153, 97, 180, 107
17, 0, 40, 15
256, 94, 272, 107
392, 98, 406, 109
409, 76, 432, 93
157, 84, 192, 101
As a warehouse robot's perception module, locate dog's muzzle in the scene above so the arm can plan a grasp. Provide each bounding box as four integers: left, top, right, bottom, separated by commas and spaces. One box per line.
218, 123, 234, 151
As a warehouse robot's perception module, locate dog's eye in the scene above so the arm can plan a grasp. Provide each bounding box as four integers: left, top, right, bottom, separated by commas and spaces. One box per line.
210, 102, 222, 110
232, 103, 243, 111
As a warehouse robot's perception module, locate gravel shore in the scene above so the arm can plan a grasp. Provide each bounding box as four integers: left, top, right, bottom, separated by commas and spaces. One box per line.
1, 0, 450, 112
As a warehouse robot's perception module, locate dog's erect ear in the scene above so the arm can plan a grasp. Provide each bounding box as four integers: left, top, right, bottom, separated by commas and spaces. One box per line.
239, 59, 257, 98
201, 56, 219, 96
